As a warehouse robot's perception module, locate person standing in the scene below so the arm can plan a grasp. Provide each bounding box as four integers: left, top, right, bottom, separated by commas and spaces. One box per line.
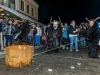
68, 20, 79, 51
62, 22, 69, 49
0, 17, 3, 50
2, 18, 7, 48
79, 24, 87, 48
86, 17, 100, 58
5, 19, 16, 47
35, 24, 42, 47
33, 24, 37, 46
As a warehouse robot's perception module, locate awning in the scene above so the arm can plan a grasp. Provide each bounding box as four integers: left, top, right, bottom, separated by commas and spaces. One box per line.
0, 4, 43, 26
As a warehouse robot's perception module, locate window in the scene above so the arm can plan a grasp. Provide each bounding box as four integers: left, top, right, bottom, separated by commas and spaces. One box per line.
32, 8, 34, 16
9, 0, 15, 10
3, 0, 9, 7
27, 4, 29, 14
0, 0, 3, 4
10, 2, 14, 10
21, 0, 24, 11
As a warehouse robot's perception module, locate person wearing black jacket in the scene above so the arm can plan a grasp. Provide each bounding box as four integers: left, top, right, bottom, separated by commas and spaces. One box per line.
0, 17, 3, 50
86, 17, 100, 58
68, 20, 79, 51
79, 24, 87, 48
0, 17, 3, 32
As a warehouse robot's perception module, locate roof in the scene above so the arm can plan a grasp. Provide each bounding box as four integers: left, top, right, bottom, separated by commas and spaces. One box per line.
0, 4, 43, 26
28, 0, 39, 8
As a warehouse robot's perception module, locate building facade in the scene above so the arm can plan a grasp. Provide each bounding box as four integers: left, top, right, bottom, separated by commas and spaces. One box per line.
0, 0, 43, 25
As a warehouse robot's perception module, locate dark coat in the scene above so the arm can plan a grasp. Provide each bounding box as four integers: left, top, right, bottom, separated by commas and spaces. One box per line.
48, 24, 61, 36
68, 25, 78, 35
18, 22, 31, 44
86, 23, 99, 42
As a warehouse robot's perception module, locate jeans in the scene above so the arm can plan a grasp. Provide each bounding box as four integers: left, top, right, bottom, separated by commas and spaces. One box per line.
70, 36, 78, 51
12, 35, 14, 44
5, 35, 13, 47
35, 35, 41, 46
80, 37, 86, 47
28, 36, 32, 42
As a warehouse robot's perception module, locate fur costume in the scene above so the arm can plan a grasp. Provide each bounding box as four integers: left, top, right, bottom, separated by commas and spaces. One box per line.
86, 17, 100, 58
46, 17, 62, 53
14, 21, 31, 45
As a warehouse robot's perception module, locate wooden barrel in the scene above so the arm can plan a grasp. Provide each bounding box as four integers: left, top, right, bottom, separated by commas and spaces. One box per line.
6, 45, 34, 68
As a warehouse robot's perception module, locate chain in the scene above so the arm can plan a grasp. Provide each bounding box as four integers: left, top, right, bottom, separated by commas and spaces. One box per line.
34, 38, 85, 57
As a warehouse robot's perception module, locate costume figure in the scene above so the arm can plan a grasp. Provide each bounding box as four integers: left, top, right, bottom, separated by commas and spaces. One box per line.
14, 20, 31, 45
86, 17, 100, 58
46, 16, 61, 53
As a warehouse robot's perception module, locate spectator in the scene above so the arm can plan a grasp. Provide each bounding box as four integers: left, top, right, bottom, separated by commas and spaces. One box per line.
62, 22, 69, 49
35, 24, 42, 47
28, 23, 34, 45
33, 24, 37, 46
79, 24, 87, 48
0, 17, 3, 32
68, 20, 79, 51
0, 17, 3, 50
12, 20, 18, 44
2, 18, 7, 48
5, 19, 16, 47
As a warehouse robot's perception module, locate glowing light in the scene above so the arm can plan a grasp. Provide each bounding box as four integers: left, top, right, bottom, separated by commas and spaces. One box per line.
99, 25, 100, 28
19, 45, 21, 49
0, 8, 3, 12
7, 14, 9, 16
1, 13, 4, 15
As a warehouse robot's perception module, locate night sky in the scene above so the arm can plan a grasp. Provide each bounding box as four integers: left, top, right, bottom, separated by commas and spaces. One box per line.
35, 0, 100, 25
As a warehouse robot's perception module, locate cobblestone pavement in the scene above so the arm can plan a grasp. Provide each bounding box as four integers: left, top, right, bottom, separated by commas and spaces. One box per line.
0, 47, 100, 75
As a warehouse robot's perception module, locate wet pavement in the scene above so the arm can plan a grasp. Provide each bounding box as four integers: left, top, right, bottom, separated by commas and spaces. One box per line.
0, 47, 100, 75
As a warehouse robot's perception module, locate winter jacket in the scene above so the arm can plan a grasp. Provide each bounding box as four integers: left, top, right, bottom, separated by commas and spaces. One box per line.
5, 24, 16, 35
0, 22, 3, 32
79, 28, 86, 37
68, 24, 78, 35
62, 26, 68, 38
86, 23, 99, 42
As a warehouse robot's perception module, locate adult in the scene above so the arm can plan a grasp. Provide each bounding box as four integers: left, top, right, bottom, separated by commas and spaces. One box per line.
0, 17, 3, 50
35, 24, 42, 47
86, 17, 100, 58
68, 20, 79, 51
62, 22, 69, 49
5, 19, 16, 47
2, 18, 7, 48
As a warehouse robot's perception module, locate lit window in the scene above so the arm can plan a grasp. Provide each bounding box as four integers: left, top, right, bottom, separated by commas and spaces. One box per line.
21, 0, 24, 11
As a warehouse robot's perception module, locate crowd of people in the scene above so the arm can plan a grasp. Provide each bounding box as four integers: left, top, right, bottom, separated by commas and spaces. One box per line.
0, 16, 100, 58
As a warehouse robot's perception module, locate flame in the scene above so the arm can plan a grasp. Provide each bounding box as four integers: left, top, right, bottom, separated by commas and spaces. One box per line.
24, 47, 26, 49
19, 45, 21, 49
